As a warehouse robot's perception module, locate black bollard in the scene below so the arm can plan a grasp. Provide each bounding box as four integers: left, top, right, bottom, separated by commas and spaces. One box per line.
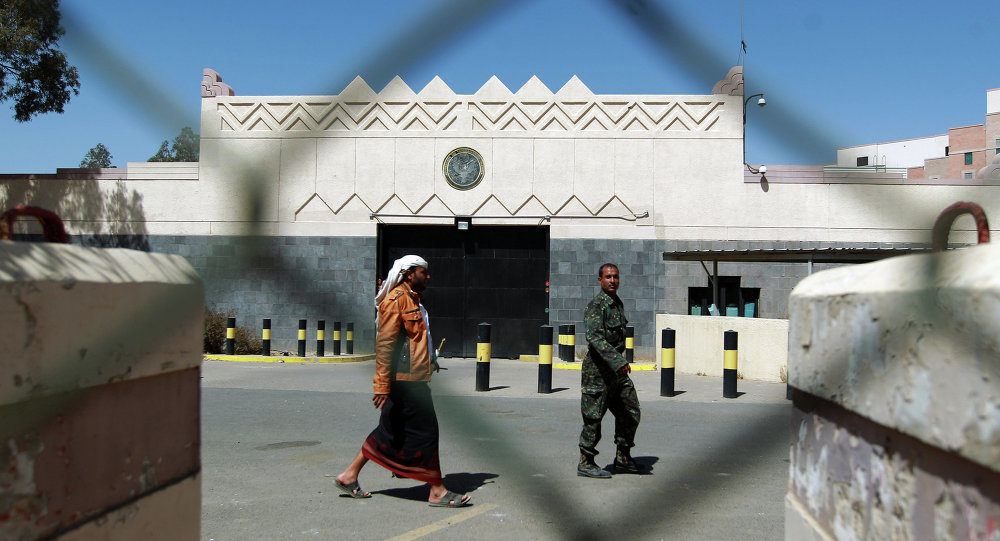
475, 323, 491, 392
316, 320, 325, 357
723, 330, 738, 398
262, 318, 271, 356
297, 319, 306, 357
333, 321, 342, 355
660, 328, 675, 397
625, 326, 635, 363
538, 325, 553, 394
346, 322, 354, 354
226, 317, 236, 355
557, 325, 568, 362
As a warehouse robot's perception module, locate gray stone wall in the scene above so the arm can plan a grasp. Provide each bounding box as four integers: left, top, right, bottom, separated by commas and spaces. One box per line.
52, 232, 856, 358
144, 235, 378, 353
549, 239, 669, 361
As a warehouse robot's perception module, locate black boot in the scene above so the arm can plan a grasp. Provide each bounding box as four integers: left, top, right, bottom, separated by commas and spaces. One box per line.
577, 453, 611, 479
613, 447, 644, 474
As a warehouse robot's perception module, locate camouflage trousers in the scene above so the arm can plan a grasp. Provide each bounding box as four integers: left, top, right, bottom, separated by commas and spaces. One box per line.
579, 375, 641, 458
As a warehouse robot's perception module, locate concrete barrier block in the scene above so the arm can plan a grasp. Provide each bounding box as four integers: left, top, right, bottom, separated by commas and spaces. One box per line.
0, 241, 203, 406
789, 242, 1000, 472
0, 241, 203, 539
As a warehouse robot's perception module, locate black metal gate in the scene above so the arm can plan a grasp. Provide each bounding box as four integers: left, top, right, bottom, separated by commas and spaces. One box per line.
377, 224, 549, 359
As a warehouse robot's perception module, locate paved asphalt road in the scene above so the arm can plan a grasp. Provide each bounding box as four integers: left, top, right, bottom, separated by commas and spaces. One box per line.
200, 358, 790, 540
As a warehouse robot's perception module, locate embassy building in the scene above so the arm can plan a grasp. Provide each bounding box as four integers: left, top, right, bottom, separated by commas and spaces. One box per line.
2, 67, 997, 358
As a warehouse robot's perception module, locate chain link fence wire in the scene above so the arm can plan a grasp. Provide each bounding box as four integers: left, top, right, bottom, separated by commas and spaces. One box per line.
9, 0, 990, 538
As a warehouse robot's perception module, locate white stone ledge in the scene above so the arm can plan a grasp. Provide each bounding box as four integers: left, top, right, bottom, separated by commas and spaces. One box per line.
789, 242, 1000, 471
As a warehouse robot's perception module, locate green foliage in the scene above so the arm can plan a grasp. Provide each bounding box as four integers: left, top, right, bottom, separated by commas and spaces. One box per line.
149, 126, 199, 162
204, 308, 262, 355
1, 0, 80, 121
79, 142, 112, 168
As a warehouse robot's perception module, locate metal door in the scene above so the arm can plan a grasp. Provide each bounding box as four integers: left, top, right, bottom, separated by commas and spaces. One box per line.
377, 224, 548, 358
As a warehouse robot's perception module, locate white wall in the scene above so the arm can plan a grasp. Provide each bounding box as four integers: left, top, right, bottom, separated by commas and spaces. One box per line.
836, 134, 948, 168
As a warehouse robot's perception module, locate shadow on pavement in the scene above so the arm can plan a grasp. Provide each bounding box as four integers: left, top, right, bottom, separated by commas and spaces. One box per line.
374, 472, 499, 501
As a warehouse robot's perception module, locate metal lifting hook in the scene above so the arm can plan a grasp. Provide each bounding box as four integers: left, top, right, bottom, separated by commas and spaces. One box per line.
931, 201, 989, 252
0, 205, 69, 243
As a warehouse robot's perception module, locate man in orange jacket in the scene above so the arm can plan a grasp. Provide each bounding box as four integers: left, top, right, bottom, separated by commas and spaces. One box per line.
335, 255, 470, 508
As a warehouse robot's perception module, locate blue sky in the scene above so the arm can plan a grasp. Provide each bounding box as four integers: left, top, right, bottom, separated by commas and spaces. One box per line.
2, 0, 997, 172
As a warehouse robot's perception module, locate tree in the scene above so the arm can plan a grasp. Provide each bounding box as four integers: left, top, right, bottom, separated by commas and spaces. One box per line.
79, 143, 112, 168
1, 0, 80, 122
148, 126, 199, 162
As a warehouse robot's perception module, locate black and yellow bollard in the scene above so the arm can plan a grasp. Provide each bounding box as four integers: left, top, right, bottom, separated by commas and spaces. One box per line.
226, 317, 236, 355
625, 326, 635, 362
346, 322, 354, 354
558, 324, 576, 362
538, 325, 553, 394
316, 320, 325, 357
297, 319, 307, 357
333, 321, 342, 355
262, 318, 271, 356
723, 330, 738, 398
660, 328, 675, 397
475, 323, 491, 392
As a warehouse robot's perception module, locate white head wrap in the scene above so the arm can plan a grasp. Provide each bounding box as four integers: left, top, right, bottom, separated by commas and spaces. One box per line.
375, 254, 429, 307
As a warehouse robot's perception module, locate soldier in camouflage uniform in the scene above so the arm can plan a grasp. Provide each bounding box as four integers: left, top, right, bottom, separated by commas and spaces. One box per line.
577, 263, 644, 478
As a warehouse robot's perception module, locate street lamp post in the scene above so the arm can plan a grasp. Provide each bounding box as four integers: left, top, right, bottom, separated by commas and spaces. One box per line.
743, 93, 766, 174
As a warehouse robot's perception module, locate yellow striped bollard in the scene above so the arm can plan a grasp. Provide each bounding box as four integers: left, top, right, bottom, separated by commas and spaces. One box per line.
297, 319, 306, 357
723, 330, 738, 398
316, 320, 325, 357
475, 323, 491, 392
346, 322, 354, 354
333, 321, 342, 355
262, 318, 271, 356
660, 328, 675, 397
226, 317, 236, 355
558, 324, 575, 362
625, 326, 635, 362
538, 325, 553, 394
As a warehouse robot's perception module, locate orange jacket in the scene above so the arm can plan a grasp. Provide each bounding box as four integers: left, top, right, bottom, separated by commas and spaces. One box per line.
373, 284, 434, 394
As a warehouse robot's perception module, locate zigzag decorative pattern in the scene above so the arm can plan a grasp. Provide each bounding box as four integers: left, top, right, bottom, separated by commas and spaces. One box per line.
214, 75, 725, 133
295, 191, 640, 220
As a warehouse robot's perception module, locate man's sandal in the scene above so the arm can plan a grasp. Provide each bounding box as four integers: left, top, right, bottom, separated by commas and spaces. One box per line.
335, 479, 371, 498
428, 490, 471, 507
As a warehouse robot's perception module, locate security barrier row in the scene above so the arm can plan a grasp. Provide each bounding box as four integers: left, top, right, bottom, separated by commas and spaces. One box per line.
224, 318, 748, 399
474, 324, 743, 399
223, 317, 355, 357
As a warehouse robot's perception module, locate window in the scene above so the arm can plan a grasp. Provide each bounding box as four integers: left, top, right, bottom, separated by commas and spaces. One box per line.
996, 139, 1000, 154
964, 171, 974, 179
688, 276, 760, 318
945, 146, 949, 156
856, 156, 869, 167
965, 152, 973, 165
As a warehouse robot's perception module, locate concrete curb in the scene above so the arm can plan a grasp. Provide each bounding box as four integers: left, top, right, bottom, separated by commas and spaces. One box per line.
203, 354, 656, 371
203, 354, 374, 364
552, 362, 657, 371
518, 355, 656, 371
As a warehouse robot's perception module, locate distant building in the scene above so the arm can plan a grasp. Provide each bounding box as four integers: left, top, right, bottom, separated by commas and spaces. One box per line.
836, 87, 1000, 181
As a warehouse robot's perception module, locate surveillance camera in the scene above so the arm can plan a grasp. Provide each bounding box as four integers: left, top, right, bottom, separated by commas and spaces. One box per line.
757, 97, 766, 107
759, 165, 767, 174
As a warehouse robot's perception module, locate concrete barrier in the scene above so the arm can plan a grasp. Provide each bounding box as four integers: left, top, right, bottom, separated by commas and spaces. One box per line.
786, 242, 1000, 539
654, 314, 789, 382
0, 241, 203, 540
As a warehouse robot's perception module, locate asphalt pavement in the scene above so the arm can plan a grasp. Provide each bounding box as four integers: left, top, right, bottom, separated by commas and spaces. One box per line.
200, 358, 790, 540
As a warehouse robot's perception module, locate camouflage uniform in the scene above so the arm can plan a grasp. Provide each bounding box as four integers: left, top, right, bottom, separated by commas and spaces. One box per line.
579, 290, 641, 459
